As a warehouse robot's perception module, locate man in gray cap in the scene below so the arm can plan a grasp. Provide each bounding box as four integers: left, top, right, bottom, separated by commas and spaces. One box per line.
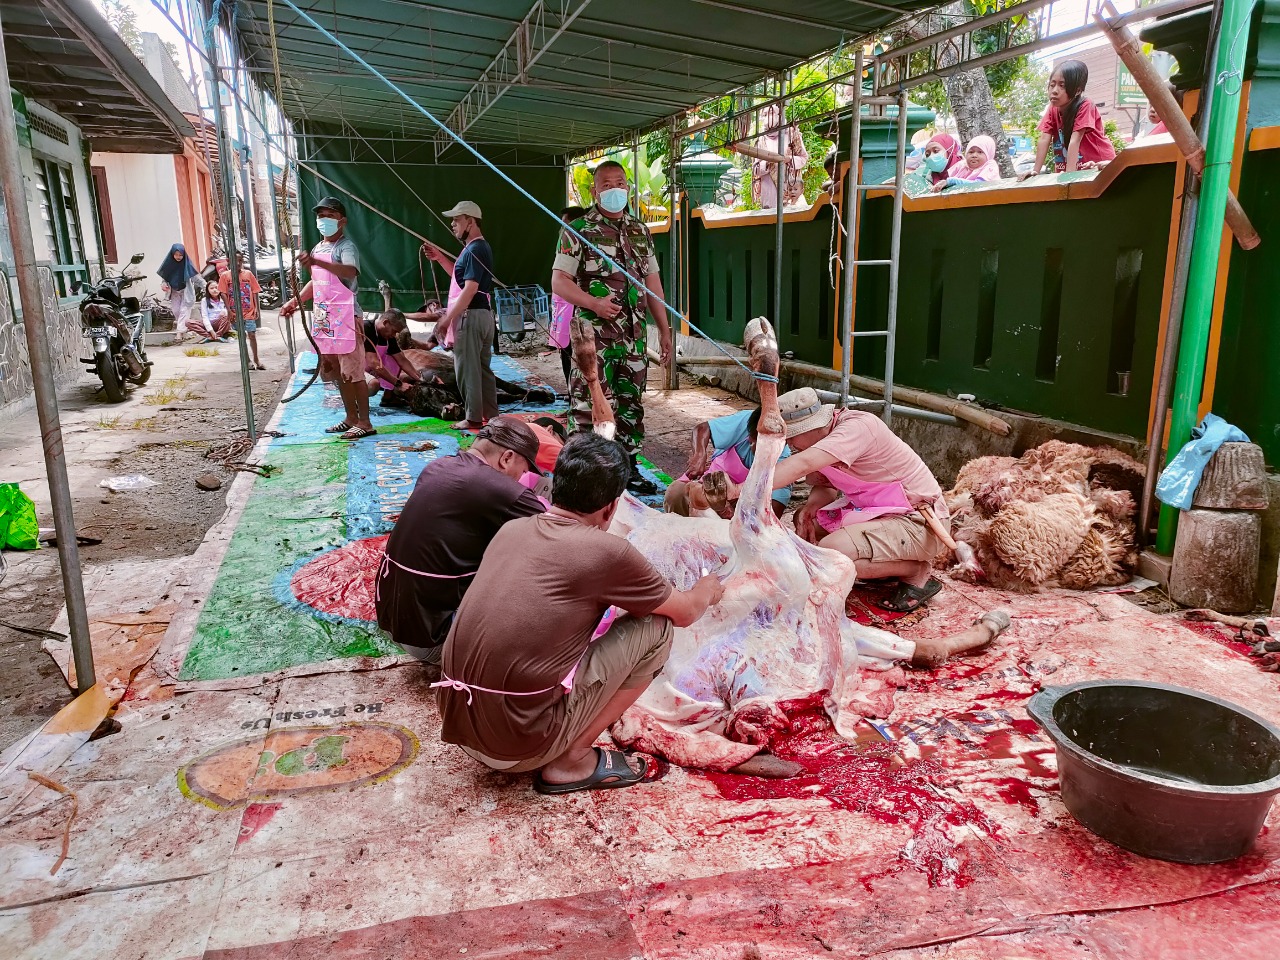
423, 200, 497, 430
696, 387, 949, 614
376, 415, 544, 666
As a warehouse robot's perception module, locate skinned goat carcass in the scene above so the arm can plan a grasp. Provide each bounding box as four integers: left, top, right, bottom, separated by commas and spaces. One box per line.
606, 319, 914, 771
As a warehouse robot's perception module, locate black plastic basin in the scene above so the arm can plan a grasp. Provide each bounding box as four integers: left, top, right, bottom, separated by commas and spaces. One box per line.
1027, 680, 1280, 863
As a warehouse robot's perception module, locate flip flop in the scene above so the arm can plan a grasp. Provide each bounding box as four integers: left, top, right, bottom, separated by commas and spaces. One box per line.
533, 747, 668, 795
325, 421, 353, 434
877, 577, 943, 613
339, 426, 378, 441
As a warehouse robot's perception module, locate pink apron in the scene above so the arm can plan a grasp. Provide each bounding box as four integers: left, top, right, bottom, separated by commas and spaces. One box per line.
440, 273, 463, 349
374, 343, 402, 390
310, 254, 357, 354
549, 294, 573, 349
678, 445, 750, 486
814, 465, 914, 534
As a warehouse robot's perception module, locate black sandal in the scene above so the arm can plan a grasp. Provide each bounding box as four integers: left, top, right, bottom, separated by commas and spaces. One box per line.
877, 577, 943, 613
324, 420, 353, 434
533, 747, 667, 795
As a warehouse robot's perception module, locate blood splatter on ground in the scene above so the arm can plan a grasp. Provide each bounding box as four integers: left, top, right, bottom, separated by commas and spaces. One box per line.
701, 701, 1001, 887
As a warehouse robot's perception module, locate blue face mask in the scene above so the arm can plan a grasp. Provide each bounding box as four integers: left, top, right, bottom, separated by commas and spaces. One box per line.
316, 217, 339, 238
598, 187, 629, 214
924, 152, 949, 173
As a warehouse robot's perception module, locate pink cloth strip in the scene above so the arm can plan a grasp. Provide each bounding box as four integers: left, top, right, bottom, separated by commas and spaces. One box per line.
430, 675, 559, 707
376, 552, 476, 602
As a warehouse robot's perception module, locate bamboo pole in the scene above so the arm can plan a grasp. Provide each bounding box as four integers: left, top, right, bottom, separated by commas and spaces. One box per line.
1097, 1, 1260, 250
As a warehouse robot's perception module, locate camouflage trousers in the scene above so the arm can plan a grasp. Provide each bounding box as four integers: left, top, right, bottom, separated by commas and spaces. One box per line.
567, 334, 648, 458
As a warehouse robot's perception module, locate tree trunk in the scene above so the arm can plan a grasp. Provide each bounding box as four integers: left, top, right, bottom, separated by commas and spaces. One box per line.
944, 70, 1016, 178
908, 3, 1016, 178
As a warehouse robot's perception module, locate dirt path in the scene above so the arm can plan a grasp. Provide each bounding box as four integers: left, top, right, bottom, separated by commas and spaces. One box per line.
0, 315, 292, 750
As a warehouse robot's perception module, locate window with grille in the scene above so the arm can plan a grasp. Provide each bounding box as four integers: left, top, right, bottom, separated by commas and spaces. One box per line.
33, 157, 87, 297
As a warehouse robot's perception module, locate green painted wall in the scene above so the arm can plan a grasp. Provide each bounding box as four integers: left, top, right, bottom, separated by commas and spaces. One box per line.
855, 163, 1176, 438
664, 161, 1175, 441
297, 134, 564, 313
1216, 144, 1280, 462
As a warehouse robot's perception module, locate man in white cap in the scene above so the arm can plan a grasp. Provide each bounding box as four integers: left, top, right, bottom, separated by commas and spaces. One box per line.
425, 201, 497, 430
693, 387, 949, 613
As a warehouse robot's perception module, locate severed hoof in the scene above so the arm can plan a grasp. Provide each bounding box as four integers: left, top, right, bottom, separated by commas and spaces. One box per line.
593, 420, 617, 441
701, 470, 730, 514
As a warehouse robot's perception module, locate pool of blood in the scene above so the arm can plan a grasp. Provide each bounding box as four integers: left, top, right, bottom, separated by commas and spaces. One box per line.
701, 699, 1002, 887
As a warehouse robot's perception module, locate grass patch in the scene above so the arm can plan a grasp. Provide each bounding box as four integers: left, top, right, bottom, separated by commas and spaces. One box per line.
128, 416, 159, 431
184, 346, 220, 358
96, 414, 123, 429
143, 374, 203, 406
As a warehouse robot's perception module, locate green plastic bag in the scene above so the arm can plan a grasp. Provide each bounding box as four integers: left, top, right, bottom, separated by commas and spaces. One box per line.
0, 483, 38, 550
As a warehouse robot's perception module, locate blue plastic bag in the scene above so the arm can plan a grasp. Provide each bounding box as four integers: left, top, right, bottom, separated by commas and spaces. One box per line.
1155, 413, 1249, 511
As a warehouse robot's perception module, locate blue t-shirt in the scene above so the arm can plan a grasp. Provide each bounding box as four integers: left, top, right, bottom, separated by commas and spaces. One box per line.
707, 410, 792, 506
454, 238, 494, 309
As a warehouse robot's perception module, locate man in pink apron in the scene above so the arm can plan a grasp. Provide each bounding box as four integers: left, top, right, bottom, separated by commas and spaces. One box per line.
665, 407, 793, 519
697, 388, 948, 614
377, 417, 545, 667
362, 309, 422, 409
435, 434, 724, 794
281, 197, 374, 440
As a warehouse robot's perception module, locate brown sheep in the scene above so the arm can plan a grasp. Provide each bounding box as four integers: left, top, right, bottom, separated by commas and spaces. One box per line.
946, 441, 1144, 591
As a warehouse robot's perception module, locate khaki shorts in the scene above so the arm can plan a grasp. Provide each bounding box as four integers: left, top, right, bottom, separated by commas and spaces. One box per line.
463, 613, 674, 774
318, 343, 365, 384
819, 513, 944, 565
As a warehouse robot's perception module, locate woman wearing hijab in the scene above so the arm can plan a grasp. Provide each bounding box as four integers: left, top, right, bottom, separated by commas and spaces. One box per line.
919, 134, 962, 187
752, 102, 810, 209
931, 136, 1003, 192
158, 243, 199, 324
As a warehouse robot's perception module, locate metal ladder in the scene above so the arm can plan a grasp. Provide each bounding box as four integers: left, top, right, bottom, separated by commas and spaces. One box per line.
838, 48, 908, 427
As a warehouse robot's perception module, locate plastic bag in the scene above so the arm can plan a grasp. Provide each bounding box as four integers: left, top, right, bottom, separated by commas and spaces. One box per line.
0, 483, 39, 550
1155, 413, 1249, 511
99, 474, 160, 493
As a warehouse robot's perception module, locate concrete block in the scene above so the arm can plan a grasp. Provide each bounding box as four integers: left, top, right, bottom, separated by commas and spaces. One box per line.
1169, 508, 1261, 613
1137, 549, 1173, 590
1193, 442, 1270, 510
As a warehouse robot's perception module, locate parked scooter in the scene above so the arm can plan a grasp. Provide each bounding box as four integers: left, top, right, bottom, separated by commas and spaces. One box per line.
73, 253, 152, 403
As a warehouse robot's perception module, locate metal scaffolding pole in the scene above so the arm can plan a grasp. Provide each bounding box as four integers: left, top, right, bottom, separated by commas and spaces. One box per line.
205, 23, 258, 442
666, 118, 680, 392
259, 88, 295, 370
773, 73, 787, 327
883, 89, 909, 427
0, 9, 94, 689
838, 49, 864, 409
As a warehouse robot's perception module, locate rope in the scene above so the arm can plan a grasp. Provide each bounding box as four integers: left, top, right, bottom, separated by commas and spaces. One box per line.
276, 0, 775, 385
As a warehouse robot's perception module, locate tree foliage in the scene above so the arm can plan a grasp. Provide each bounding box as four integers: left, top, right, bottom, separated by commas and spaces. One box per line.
102, 0, 144, 58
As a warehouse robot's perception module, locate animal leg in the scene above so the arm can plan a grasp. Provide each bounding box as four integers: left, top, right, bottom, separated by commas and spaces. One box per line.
570, 316, 616, 440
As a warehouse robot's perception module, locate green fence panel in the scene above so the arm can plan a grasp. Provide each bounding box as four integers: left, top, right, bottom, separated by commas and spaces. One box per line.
852, 162, 1176, 439
1214, 146, 1280, 467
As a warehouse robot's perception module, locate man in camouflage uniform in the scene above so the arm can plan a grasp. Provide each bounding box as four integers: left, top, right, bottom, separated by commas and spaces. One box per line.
552, 160, 672, 495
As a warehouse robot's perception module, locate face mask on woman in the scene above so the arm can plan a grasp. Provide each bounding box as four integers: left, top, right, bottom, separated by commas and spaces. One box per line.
598, 187, 629, 214
316, 217, 340, 238
923, 152, 949, 173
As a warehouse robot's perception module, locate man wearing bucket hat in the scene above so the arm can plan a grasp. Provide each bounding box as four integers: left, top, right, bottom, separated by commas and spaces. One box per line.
376, 416, 545, 667
427, 200, 498, 431
282, 196, 374, 440
699, 387, 949, 613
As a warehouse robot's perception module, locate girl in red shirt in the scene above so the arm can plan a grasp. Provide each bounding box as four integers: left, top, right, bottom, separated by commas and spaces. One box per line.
1030, 59, 1116, 174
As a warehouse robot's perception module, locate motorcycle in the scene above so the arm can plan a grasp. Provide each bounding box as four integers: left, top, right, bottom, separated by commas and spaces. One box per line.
73, 253, 152, 403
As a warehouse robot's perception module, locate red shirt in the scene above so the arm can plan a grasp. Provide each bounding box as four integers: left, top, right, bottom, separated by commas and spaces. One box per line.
1037, 98, 1116, 172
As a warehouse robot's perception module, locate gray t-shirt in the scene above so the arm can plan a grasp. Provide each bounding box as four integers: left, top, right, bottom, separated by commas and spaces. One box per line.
312, 236, 360, 295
